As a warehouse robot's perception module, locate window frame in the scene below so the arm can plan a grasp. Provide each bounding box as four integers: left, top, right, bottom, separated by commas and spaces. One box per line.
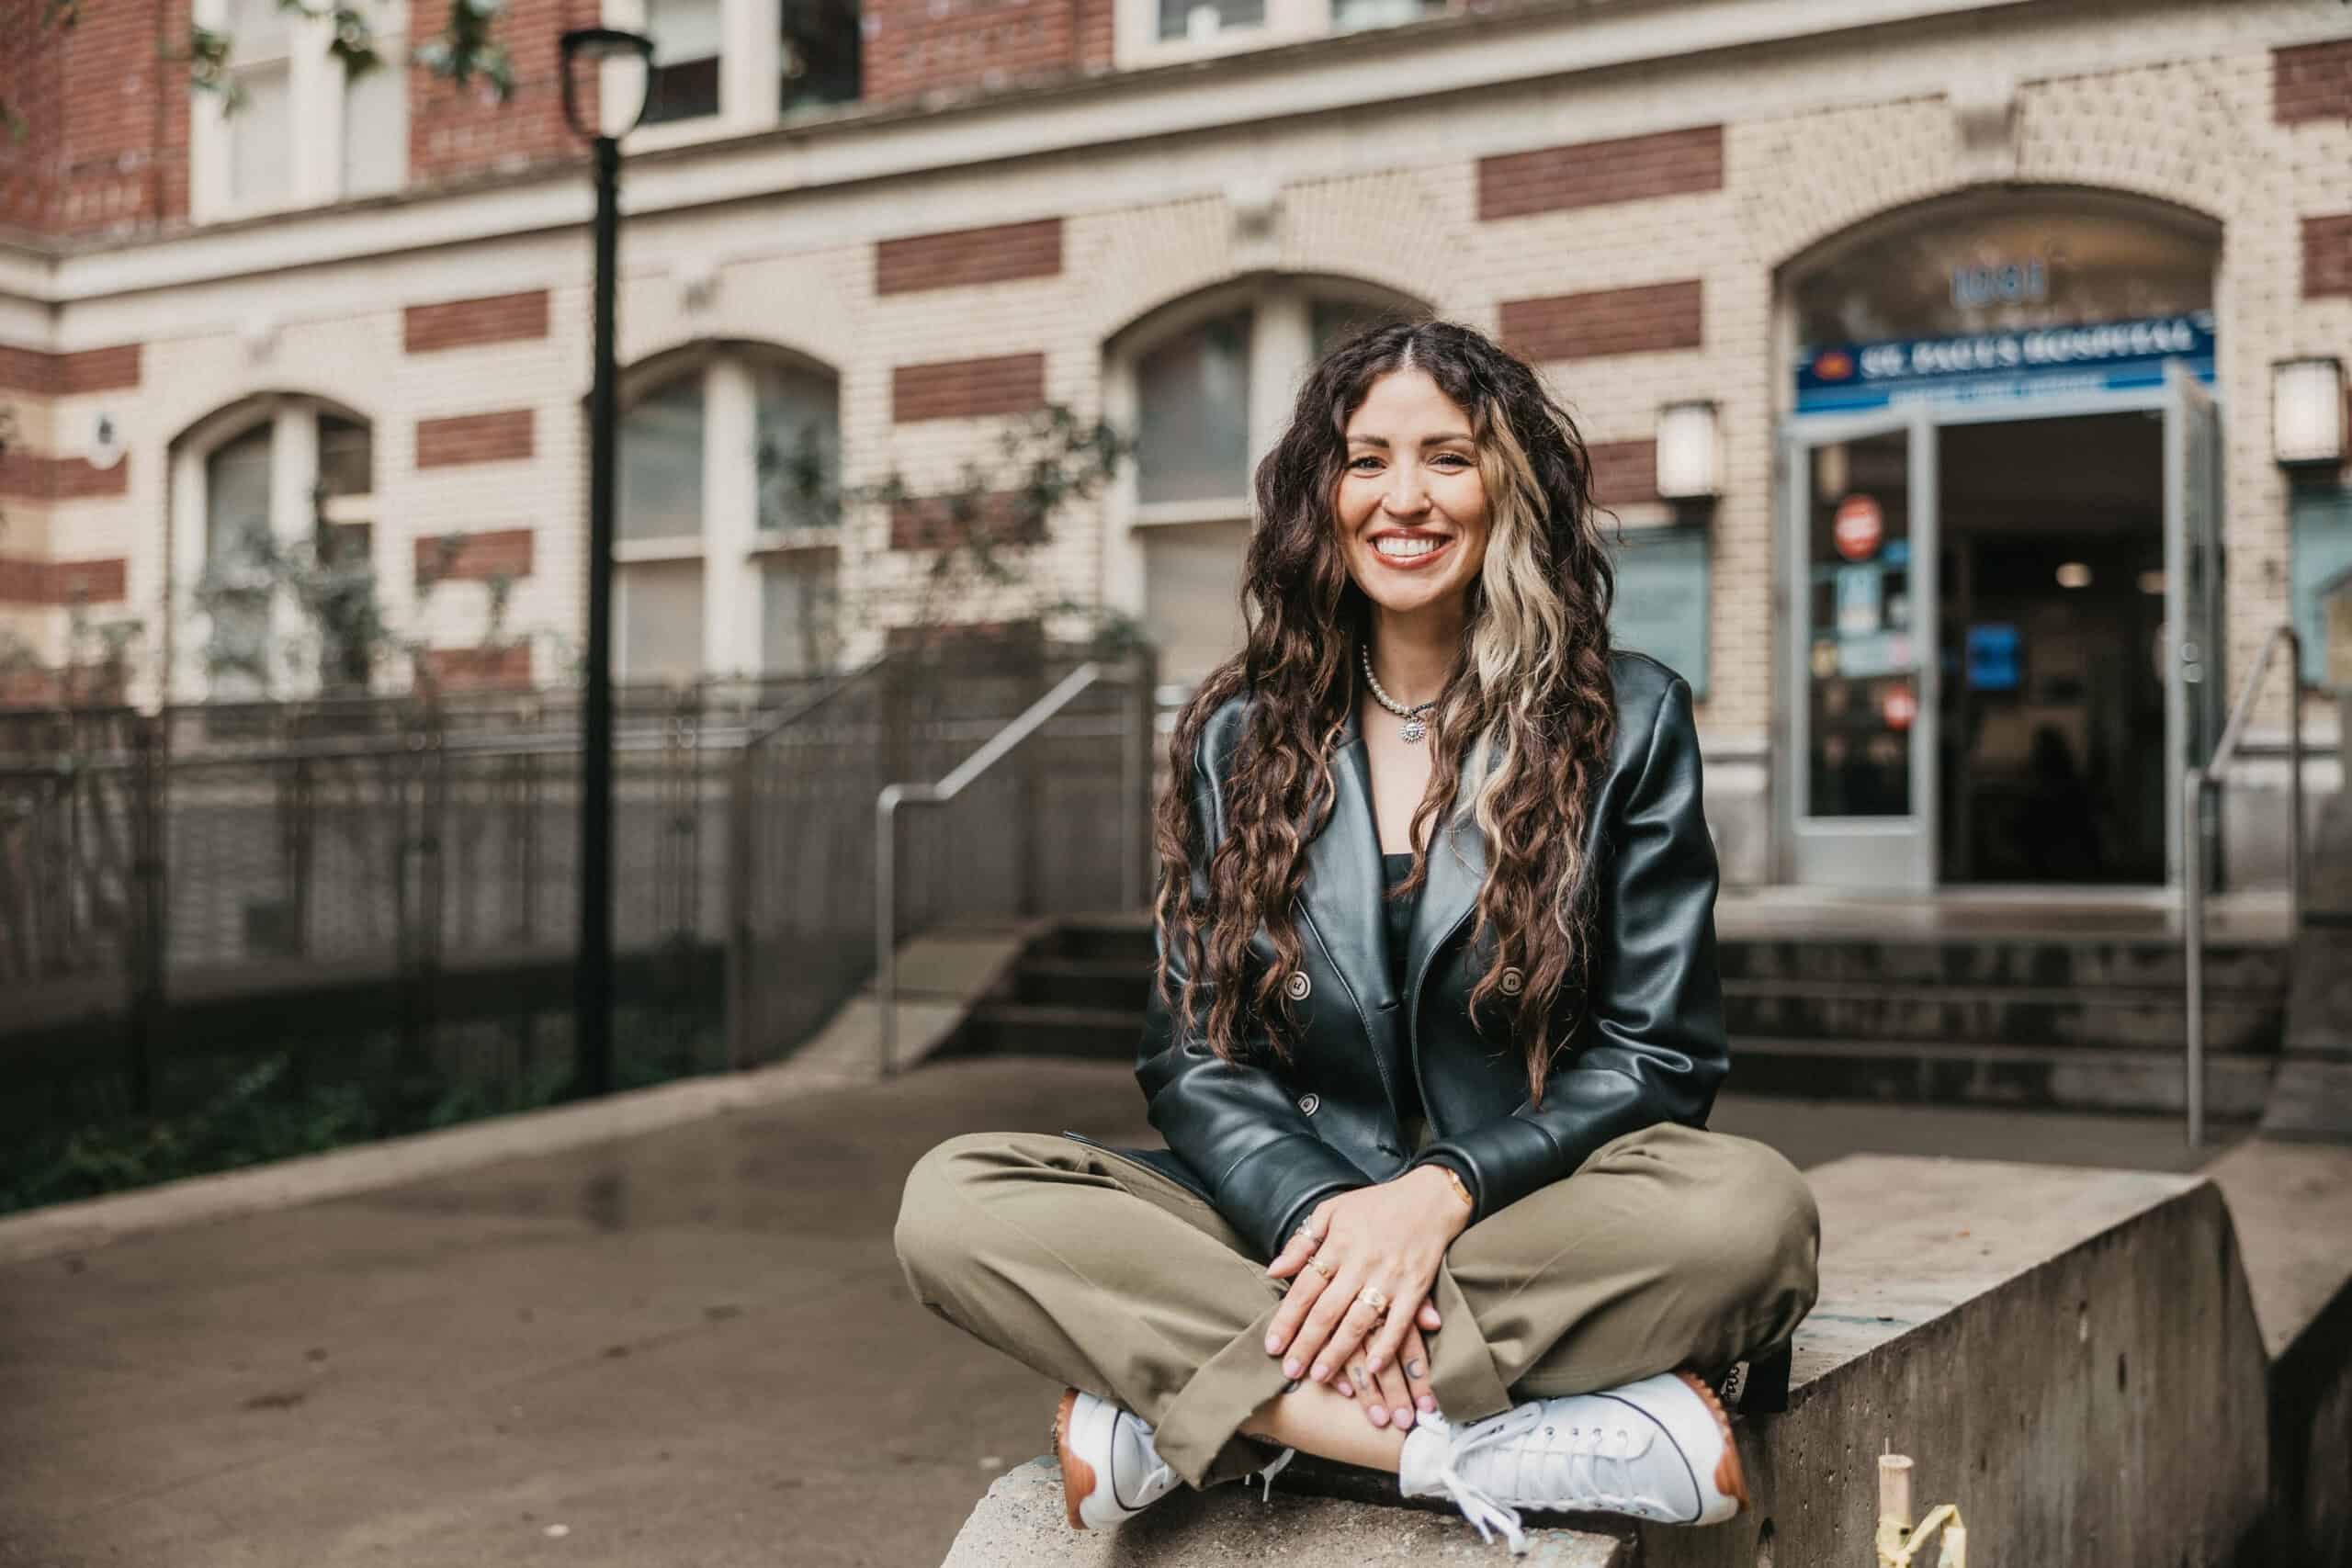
1112, 0, 1452, 71
189, 0, 410, 222
614, 345, 842, 681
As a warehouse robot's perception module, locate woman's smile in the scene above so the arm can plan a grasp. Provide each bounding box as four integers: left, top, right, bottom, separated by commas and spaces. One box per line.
1370, 529, 1454, 568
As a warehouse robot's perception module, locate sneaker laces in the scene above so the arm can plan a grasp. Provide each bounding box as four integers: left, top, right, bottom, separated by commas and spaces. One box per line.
1420, 1404, 1539, 1554
1423, 1404, 1659, 1552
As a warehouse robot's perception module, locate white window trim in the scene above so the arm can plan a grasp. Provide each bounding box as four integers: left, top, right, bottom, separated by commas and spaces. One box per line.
171, 396, 379, 701
189, 0, 407, 222
602, 0, 783, 152
617, 350, 840, 679
1114, 0, 1453, 71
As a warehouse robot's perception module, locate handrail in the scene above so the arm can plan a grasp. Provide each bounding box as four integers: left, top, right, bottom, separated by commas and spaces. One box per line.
2182, 622, 2302, 1149
873, 660, 1130, 1077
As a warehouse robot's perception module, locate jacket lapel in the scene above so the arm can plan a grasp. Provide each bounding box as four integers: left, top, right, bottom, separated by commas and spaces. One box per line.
1300, 706, 1407, 1119
1402, 740, 1487, 1023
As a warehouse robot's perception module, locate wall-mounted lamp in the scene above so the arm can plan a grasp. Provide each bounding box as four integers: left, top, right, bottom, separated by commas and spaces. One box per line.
2272, 356, 2345, 468
1655, 400, 1721, 502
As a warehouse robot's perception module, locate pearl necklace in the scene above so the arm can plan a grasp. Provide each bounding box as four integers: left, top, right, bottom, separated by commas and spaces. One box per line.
1361, 644, 1438, 744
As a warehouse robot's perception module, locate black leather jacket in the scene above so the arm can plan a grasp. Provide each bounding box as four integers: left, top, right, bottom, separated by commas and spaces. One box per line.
1094, 651, 1727, 1262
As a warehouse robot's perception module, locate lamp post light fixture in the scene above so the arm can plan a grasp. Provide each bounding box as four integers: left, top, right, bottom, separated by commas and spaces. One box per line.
559, 25, 653, 1100
2272, 356, 2346, 469
1655, 400, 1722, 502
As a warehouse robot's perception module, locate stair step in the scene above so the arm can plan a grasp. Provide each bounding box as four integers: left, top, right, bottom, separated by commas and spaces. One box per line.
1729, 1037, 2273, 1120
1012, 958, 1153, 1010
952, 1002, 1139, 1061
1723, 978, 2278, 1053
1719, 936, 2288, 991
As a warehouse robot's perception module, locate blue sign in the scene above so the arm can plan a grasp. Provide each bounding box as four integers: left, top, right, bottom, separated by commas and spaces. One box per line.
1796, 312, 2215, 413
1965, 623, 2021, 693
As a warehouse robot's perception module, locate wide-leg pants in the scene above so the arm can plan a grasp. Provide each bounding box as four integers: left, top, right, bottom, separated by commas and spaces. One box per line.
894, 1122, 1819, 1489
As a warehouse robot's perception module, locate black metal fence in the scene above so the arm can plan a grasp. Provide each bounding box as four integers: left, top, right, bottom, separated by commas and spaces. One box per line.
0, 646, 1156, 1210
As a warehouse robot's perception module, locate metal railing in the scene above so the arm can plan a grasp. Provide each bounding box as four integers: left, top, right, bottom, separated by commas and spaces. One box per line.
2181, 622, 2302, 1149
873, 649, 1155, 1076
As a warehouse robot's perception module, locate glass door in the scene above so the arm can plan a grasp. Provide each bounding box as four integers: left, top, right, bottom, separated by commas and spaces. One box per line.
2164, 360, 2224, 887
1783, 408, 1939, 889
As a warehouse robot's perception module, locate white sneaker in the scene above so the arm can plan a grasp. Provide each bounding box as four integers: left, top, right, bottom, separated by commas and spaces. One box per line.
1398, 1371, 1747, 1551
1051, 1389, 1296, 1530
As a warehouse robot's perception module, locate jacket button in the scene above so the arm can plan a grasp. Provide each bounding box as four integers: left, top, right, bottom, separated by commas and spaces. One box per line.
1284, 970, 1312, 1002
1498, 966, 1525, 997
1297, 1093, 1320, 1115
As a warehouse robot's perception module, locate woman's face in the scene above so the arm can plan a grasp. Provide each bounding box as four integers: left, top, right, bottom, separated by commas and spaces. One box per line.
1335, 368, 1491, 623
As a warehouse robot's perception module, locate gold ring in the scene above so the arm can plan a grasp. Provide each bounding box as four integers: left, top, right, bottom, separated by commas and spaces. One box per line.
1358, 1286, 1390, 1315
1307, 1256, 1336, 1279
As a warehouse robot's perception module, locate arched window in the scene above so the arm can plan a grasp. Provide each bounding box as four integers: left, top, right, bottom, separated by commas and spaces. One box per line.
174, 398, 379, 699
616, 347, 841, 682
1108, 281, 1409, 686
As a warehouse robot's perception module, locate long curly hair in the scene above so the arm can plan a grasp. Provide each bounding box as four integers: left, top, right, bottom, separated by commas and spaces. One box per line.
1150, 317, 1618, 1106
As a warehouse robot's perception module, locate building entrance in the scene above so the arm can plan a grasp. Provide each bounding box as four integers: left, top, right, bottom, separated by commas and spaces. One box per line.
1935, 413, 2166, 885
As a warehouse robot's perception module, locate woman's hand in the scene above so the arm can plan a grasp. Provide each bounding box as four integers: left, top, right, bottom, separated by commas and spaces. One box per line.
1261, 1168, 1471, 1414
1335, 1317, 1441, 1428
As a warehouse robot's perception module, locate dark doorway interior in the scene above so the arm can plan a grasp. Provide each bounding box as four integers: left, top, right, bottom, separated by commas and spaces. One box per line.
1937, 412, 2167, 885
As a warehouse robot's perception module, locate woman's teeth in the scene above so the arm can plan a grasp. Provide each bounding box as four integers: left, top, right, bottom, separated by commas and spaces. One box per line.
1375, 536, 1443, 558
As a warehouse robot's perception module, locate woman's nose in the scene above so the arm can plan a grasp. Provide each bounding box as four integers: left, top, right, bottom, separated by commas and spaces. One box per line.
1385, 468, 1431, 516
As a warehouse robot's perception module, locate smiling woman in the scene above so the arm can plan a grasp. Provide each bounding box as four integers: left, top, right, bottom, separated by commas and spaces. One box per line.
897, 319, 1818, 1553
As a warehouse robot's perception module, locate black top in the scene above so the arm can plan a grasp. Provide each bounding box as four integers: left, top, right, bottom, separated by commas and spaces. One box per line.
1381, 852, 1424, 1139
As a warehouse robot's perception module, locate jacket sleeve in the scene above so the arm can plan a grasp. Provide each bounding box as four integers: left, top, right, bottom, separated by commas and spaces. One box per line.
1136, 730, 1371, 1262
1408, 673, 1729, 1224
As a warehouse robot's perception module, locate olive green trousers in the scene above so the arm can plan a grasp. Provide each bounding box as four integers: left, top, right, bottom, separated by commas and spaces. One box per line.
894, 1122, 1819, 1489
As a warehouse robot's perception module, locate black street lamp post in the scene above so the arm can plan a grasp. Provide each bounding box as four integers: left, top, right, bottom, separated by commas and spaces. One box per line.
560, 28, 654, 1100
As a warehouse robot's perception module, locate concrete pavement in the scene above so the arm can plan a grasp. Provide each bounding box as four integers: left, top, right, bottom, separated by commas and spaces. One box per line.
0, 1057, 2229, 1568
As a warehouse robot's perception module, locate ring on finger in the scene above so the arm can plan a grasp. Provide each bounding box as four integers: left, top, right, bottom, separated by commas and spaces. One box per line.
1358, 1285, 1389, 1315
1307, 1256, 1336, 1279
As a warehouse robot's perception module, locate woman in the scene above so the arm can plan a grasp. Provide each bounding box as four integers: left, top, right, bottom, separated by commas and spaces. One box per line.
895, 319, 1819, 1552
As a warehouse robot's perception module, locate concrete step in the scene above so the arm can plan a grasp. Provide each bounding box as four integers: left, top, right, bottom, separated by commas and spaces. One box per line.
1718, 933, 2288, 991
951, 1003, 1139, 1061
1722, 977, 2279, 1053
1013, 958, 1152, 1012
941, 1156, 2270, 1567
1729, 1036, 2272, 1120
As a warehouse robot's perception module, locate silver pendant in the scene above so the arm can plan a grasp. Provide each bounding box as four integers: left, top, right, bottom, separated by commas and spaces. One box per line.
1401, 716, 1427, 744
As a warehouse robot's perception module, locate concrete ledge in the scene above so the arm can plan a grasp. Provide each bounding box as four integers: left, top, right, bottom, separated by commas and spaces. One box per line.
942, 1456, 1628, 1566
0, 928, 1031, 1268
942, 1156, 2272, 1566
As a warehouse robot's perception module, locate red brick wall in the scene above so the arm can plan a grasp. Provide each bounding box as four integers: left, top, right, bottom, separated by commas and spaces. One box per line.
876, 218, 1063, 295
1075, 0, 1114, 72
414, 409, 536, 467
0, 0, 190, 236
1478, 127, 1724, 222
1498, 282, 1704, 362
0, 555, 129, 605
1587, 438, 1657, 507
888, 491, 1045, 550
0, 343, 142, 394
2304, 215, 2352, 299
892, 352, 1047, 422
422, 643, 533, 690
403, 290, 551, 353
414, 526, 535, 581
407, 0, 586, 186
862, 0, 1078, 105
0, 451, 130, 502
2276, 39, 2352, 125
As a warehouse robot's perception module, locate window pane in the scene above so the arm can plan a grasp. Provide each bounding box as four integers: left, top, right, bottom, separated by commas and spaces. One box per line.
232, 63, 294, 206
341, 51, 408, 197
1311, 299, 1391, 358
619, 559, 705, 682
317, 415, 373, 500
755, 366, 840, 533
761, 558, 835, 676
1331, 0, 1444, 31
779, 0, 861, 114
620, 378, 705, 541
1141, 520, 1248, 687
1136, 311, 1251, 506
1156, 0, 1262, 40
206, 425, 276, 697
230, 0, 291, 55
643, 0, 722, 123
1804, 432, 1916, 818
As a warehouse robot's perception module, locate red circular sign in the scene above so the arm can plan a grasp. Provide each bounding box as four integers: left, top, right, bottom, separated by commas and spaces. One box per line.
1882, 685, 1918, 731
1834, 496, 1883, 561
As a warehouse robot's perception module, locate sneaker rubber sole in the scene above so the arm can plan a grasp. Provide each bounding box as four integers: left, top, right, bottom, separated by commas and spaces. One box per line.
1674, 1370, 1749, 1514
1052, 1387, 1098, 1531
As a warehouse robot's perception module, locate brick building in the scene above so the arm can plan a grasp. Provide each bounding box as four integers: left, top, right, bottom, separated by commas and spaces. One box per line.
0, 0, 2346, 889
